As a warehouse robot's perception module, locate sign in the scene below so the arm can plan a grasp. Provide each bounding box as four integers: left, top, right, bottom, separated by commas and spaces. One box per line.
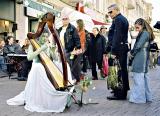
24, 0, 60, 18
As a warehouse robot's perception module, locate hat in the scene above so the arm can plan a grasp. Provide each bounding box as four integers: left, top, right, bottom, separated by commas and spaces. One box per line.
100, 25, 107, 30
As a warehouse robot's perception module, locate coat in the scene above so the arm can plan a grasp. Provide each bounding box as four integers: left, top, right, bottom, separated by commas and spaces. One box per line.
131, 31, 150, 73
87, 33, 106, 62
111, 13, 129, 55
57, 23, 81, 53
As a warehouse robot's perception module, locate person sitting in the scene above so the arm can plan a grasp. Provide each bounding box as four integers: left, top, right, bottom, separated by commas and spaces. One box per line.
6, 26, 74, 112
3, 36, 31, 80
0, 38, 7, 75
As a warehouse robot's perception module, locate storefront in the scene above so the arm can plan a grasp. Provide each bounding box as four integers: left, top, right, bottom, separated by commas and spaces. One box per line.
15, 0, 60, 42
0, 0, 16, 39
24, 0, 60, 32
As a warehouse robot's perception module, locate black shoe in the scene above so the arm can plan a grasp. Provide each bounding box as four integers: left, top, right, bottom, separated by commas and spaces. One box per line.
110, 90, 114, 93
17, 77, 27, 81
107, 95, 126, 100
92, 78, 98, 80
92, 77, 98, 80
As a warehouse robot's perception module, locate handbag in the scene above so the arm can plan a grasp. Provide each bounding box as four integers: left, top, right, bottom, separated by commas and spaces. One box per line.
107, 58, 123, 91
101, 55, 109, 77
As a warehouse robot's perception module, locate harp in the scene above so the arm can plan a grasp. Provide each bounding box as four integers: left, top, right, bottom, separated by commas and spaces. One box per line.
27, 13, 70, 90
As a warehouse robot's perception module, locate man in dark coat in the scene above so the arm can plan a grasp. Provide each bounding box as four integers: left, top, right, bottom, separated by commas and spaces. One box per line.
57, 14, 81, 83
107, 4, 129, 100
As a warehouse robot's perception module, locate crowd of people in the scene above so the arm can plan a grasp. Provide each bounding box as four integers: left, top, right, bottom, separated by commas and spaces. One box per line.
0, 3, 159, 113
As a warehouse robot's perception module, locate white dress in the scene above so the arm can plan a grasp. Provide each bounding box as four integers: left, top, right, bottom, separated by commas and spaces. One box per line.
6, 44, 74, 112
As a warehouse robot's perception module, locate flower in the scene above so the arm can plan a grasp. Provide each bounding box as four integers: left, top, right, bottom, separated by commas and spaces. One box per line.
80, 77, 92, 92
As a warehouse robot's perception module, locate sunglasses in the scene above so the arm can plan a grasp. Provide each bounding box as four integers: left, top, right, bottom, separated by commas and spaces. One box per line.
62, 18, 68, 20
108, 11, 113, 14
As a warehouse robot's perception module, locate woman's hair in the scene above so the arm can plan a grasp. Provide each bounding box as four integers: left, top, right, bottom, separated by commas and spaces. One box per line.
93, 27, 99, 32
76, 19, 84, 31
5, 36, 14, 45
135, 18, 155, 41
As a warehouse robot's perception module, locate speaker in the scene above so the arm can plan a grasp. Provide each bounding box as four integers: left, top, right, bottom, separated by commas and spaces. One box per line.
12, 23, 17, 32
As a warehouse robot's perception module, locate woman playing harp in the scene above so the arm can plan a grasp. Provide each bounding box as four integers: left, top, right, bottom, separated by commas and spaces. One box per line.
6, 24, 74, 112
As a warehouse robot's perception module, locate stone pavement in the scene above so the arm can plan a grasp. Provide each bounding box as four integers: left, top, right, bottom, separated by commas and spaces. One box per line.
0, 66, 160, 116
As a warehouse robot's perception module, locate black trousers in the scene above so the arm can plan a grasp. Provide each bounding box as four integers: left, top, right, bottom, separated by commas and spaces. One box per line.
115, 51, 130, 98
91, 60, 102, 79
82, 54, 87, 73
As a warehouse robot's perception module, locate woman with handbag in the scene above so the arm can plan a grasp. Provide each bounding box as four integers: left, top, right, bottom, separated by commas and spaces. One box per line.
128, 18, 154, 103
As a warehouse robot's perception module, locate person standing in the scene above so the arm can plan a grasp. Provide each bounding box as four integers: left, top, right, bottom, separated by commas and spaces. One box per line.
87, 27, 106, 80
129, 18, 154, 103
149, 40, 158, 68
106, 4, 129, 100
100, 25, 108, 42
57, 14, 81, 83
76, 19, 87, 78
0, 38, 7, 73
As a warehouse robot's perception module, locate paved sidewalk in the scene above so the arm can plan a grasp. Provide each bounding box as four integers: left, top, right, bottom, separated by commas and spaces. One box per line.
0, 66, 160, 116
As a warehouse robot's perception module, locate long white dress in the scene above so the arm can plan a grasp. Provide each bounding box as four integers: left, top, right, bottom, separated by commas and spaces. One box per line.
6, 44, 74, 112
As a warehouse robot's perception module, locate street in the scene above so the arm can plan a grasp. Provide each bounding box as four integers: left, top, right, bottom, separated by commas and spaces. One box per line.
0, 66, 160, 116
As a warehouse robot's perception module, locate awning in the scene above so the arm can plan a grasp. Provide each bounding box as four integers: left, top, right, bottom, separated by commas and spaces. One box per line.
76, 3, 109, 26
55, 7, 94, 32
92, 19, 109, 25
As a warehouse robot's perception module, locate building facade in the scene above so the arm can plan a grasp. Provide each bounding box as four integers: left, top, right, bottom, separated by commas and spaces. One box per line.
0, 0, 16, 40
0, 0, 153, 42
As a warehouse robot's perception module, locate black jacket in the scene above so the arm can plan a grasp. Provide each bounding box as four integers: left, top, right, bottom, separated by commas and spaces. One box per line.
3, 43, 24, 56
106, 22, 115, 53
111, 13, 129, 55
57, 23, 81, 53
87, 33, 106, 62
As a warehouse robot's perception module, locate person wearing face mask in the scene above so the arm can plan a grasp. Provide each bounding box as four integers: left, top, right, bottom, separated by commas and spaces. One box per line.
87, 27, 106, 80
128, 18, 154, 103
106, 4, 129, 100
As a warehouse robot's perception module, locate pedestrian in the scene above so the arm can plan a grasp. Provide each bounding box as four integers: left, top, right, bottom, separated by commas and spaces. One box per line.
106, 4, 129, 100
76, 19, 86, 78
87, 27, 106, 80
100, 25, 108, 41
57, 12, 81, 84
149, 40, 158, 68
129, 18, 154, 103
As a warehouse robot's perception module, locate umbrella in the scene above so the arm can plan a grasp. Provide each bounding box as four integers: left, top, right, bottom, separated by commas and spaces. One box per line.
55, 7, 94, 32
153, 21, 160, 29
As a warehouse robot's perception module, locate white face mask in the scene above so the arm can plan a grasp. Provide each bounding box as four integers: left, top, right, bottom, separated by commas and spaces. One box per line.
130, 31, 139, 39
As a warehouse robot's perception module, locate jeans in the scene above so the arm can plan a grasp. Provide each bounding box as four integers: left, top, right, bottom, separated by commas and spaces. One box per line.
129, 72, 152, 103
0, 56, 7, 71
